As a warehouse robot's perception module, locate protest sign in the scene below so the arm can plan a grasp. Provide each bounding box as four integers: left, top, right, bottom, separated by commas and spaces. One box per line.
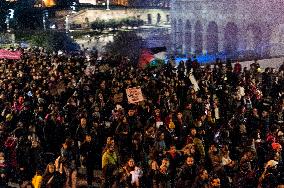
126, 87, 144, 104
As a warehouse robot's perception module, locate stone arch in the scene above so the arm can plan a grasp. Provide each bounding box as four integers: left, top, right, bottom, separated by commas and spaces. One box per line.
270, 24, 284, 56
270, 24, 284, 44
177, 19, 184, 54
246, 24, 263, 56
280, 25, 284, 43
157, 13, 161, 24
184, 20, 192, 55
147, 14, 152, 25
224, 22, 238, 54
194, 20, 203, 54
207, 21, 218, 54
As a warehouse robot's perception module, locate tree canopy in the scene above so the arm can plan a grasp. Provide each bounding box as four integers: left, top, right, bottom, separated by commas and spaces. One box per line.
105, 31, 145, 62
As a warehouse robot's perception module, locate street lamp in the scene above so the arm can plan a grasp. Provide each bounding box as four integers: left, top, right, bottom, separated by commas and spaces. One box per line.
65, 1, 78, 34
43, 16, 46, 31
65, 15, 70, 33
70, 2, 77, 13
5, 9, 14, 32
5, 17, 10, 32
43, 10, 48, 31
106, 0, 110, 10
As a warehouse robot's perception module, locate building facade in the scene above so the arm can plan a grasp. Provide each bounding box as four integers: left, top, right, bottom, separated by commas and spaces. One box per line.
171, 0, 284, 58
79, 0, 97, 5
79, 0, 128, 6
111, 0, 128, 6
79, 0, 171, 7
67, 7, 170, 26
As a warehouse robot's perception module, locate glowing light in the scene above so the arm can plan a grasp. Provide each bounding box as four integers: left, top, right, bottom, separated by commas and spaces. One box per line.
50, 24, 56, 29
43, 0, 56, 7
8, 9, 14, 19
79, 0, 97, 5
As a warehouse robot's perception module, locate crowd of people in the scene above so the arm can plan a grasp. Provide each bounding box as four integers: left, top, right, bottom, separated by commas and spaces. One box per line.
0, 47, 283, 188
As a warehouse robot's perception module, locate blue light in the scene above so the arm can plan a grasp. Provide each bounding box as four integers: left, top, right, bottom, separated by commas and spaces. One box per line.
166, 53, 228, 65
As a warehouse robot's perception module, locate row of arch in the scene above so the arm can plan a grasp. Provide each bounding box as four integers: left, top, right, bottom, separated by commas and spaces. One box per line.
146, 13, 170, 25
172, 19, 264, 56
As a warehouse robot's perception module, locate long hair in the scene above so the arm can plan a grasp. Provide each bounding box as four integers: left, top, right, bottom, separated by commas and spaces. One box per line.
43, 162, 55, 178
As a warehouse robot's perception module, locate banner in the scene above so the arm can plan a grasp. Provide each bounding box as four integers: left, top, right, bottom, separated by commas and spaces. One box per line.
126, 87, 144, 104
0, 50, 21, 60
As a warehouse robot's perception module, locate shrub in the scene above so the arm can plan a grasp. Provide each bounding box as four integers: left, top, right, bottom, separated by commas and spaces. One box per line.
15, 31, 80, 52
91, 18, 144, 31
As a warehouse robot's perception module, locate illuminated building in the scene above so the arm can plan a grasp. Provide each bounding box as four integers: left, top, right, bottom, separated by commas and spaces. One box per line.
79, 0, 128, 6
171, 0, 284, 57
79, 0, 97, 5
34, 0, 56, 7
43, 0, 56, 7
111, 0, 128, 6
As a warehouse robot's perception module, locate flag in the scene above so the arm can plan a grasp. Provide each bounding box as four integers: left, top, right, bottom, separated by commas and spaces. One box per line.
151, 47, 167, 60
138, 49, 154, 69
138, 47, 166, 69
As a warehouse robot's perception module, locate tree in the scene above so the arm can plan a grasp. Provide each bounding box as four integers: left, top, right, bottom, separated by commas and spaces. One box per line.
105, 31, 145, 62
0, 1, 10, 32
17, 31, 80, 52
16, 0, 35, 7
91, 19, 106, 31
14, 8, 43, 30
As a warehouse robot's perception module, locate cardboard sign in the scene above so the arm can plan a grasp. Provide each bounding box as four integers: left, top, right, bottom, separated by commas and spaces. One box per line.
126, 87, 144, 104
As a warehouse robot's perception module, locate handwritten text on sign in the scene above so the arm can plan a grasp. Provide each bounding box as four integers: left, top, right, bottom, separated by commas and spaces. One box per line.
126, 87, 144, 104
